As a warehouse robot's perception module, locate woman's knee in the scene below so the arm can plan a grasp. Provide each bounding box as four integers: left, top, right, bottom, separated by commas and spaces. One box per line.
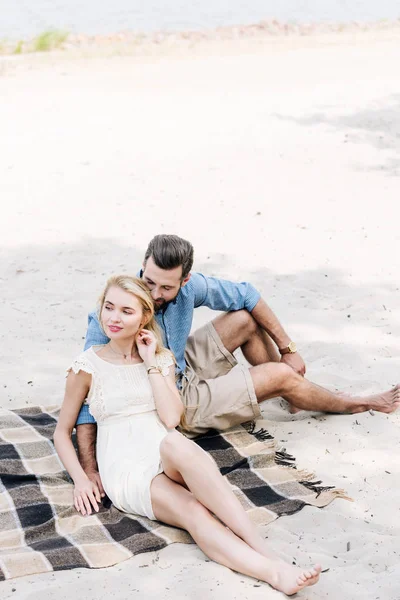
151, 475, 204, 527
183, 497, 211, 533
160, 431, 193, 463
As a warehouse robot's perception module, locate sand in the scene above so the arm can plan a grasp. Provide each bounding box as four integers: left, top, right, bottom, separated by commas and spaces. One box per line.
0, 25, 399, 599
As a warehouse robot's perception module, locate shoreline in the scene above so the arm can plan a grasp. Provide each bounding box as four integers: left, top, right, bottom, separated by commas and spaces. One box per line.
1, 17, 400, 56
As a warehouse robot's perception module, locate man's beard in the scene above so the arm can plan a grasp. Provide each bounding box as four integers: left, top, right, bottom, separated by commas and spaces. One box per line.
154, 298, 166, 310
153, 286, 182, 311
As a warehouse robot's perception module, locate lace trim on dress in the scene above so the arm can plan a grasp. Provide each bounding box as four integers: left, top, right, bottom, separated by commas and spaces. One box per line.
155, 351, 175, 377
68, 355, 95, 377
67, 354, 106, 422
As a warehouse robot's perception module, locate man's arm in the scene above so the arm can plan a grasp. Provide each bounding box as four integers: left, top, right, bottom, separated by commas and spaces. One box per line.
191, 273, 305, 374
75, 423, 105, 496
75, 312, 109, 494
191, 272, 261, 312
250, 298, 306, 375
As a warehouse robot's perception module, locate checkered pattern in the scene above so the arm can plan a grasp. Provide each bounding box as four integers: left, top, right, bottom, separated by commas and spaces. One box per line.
0, 406, 349, 581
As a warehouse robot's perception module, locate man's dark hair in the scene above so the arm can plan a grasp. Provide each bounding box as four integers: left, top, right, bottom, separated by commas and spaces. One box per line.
144, 234, 194, 279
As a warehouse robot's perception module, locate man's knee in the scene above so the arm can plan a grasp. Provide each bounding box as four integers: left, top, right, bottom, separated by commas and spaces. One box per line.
252, 362, 297, 395
231, 309, 258, 337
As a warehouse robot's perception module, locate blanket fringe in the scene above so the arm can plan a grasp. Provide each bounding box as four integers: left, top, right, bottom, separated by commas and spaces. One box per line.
275, 448, 297, 468
245, 422, 351, 501
298, 479, 336, 497
245, 422, 274, 441
246, 423, 303, 470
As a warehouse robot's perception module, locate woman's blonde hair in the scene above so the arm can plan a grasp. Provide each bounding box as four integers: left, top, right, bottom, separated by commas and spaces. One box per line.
97, 275, 165, 354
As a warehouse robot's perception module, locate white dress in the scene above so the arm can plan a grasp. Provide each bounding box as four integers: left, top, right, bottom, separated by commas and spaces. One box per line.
69, 345, 175, 520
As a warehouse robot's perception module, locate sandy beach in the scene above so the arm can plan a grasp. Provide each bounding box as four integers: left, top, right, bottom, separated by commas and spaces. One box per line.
1, 25, 400, 599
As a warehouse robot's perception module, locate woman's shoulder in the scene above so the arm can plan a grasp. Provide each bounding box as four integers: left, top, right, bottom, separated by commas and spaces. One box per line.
67, 347, 97, 377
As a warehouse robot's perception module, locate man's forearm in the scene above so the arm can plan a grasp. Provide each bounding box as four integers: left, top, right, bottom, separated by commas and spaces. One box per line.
76, 423, 98, 472
250, 298, 291, 350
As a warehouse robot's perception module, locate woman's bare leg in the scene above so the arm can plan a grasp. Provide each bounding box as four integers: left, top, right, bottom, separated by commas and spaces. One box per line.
160, 430, 320, 588
151, 473, 320, 595
160, 431, 270, 555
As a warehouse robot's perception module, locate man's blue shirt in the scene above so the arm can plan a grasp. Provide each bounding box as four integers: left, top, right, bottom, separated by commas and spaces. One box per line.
76, 272, 260, 425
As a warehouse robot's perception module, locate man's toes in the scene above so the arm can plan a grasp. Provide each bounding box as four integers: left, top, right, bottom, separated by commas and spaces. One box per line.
302, 570, 312, 579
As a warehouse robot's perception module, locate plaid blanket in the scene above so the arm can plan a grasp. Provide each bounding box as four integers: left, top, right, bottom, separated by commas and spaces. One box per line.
0, 405, 349, 581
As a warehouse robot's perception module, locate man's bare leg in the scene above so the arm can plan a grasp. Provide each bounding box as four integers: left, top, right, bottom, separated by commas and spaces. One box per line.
75, 423, 105, 496
250, 362, 400, 414
212, 310, 280, 366
212, 310, 302, 412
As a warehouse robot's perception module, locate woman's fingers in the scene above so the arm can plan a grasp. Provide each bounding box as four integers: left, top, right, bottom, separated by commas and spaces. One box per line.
82, 494, 92, 515
88, 491, 99, 512
74, 486, 101, 515
77, 495, 86, 515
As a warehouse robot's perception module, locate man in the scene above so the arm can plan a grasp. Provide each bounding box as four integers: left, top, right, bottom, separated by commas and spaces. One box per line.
76, 234, 399, 490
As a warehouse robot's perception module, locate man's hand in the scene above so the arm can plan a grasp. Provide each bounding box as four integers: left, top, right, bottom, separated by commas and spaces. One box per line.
280, 352, 306, 376
85, 469, 105, 498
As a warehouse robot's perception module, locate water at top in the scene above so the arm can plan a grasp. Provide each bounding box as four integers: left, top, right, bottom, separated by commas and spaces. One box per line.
0, 0, 399, 40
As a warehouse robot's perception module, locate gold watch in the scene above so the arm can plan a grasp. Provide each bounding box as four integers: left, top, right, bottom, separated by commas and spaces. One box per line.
279, 341, 297, 355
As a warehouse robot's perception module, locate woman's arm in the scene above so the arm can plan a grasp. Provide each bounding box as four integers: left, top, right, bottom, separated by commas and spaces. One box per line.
54, 370, 101, 515
137, 329, 183, 429
148, 364, 184, 429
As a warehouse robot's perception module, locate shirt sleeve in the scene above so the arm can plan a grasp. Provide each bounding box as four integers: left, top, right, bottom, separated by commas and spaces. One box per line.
76, 403, 96, 425
84, 311, 109, 351
191, 272, 261, 312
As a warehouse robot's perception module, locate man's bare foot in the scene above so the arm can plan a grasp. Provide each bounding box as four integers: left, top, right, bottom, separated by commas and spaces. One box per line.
280, 398, 304, 414
353, 384, 400, 414
289, 404, 303, 415
268, 561, 321, 595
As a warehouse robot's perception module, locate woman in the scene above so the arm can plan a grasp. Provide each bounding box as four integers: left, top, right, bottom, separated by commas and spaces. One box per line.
54, 275, 321, 595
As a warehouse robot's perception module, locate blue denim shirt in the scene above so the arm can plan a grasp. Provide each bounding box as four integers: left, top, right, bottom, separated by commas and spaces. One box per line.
76, 272, 260, 425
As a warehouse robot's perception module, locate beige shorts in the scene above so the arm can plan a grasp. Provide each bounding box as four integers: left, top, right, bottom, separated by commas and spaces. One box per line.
179, 322, 260, 435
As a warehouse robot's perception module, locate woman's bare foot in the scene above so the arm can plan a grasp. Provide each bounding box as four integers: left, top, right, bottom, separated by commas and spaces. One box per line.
268, 561, 321, 596
352, 384, 400, 414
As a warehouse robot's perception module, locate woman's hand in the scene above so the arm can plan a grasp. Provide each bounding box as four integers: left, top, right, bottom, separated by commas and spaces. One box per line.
73, 476, 101, 516
136, 329, 157, 366
85, 468, 106, 498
